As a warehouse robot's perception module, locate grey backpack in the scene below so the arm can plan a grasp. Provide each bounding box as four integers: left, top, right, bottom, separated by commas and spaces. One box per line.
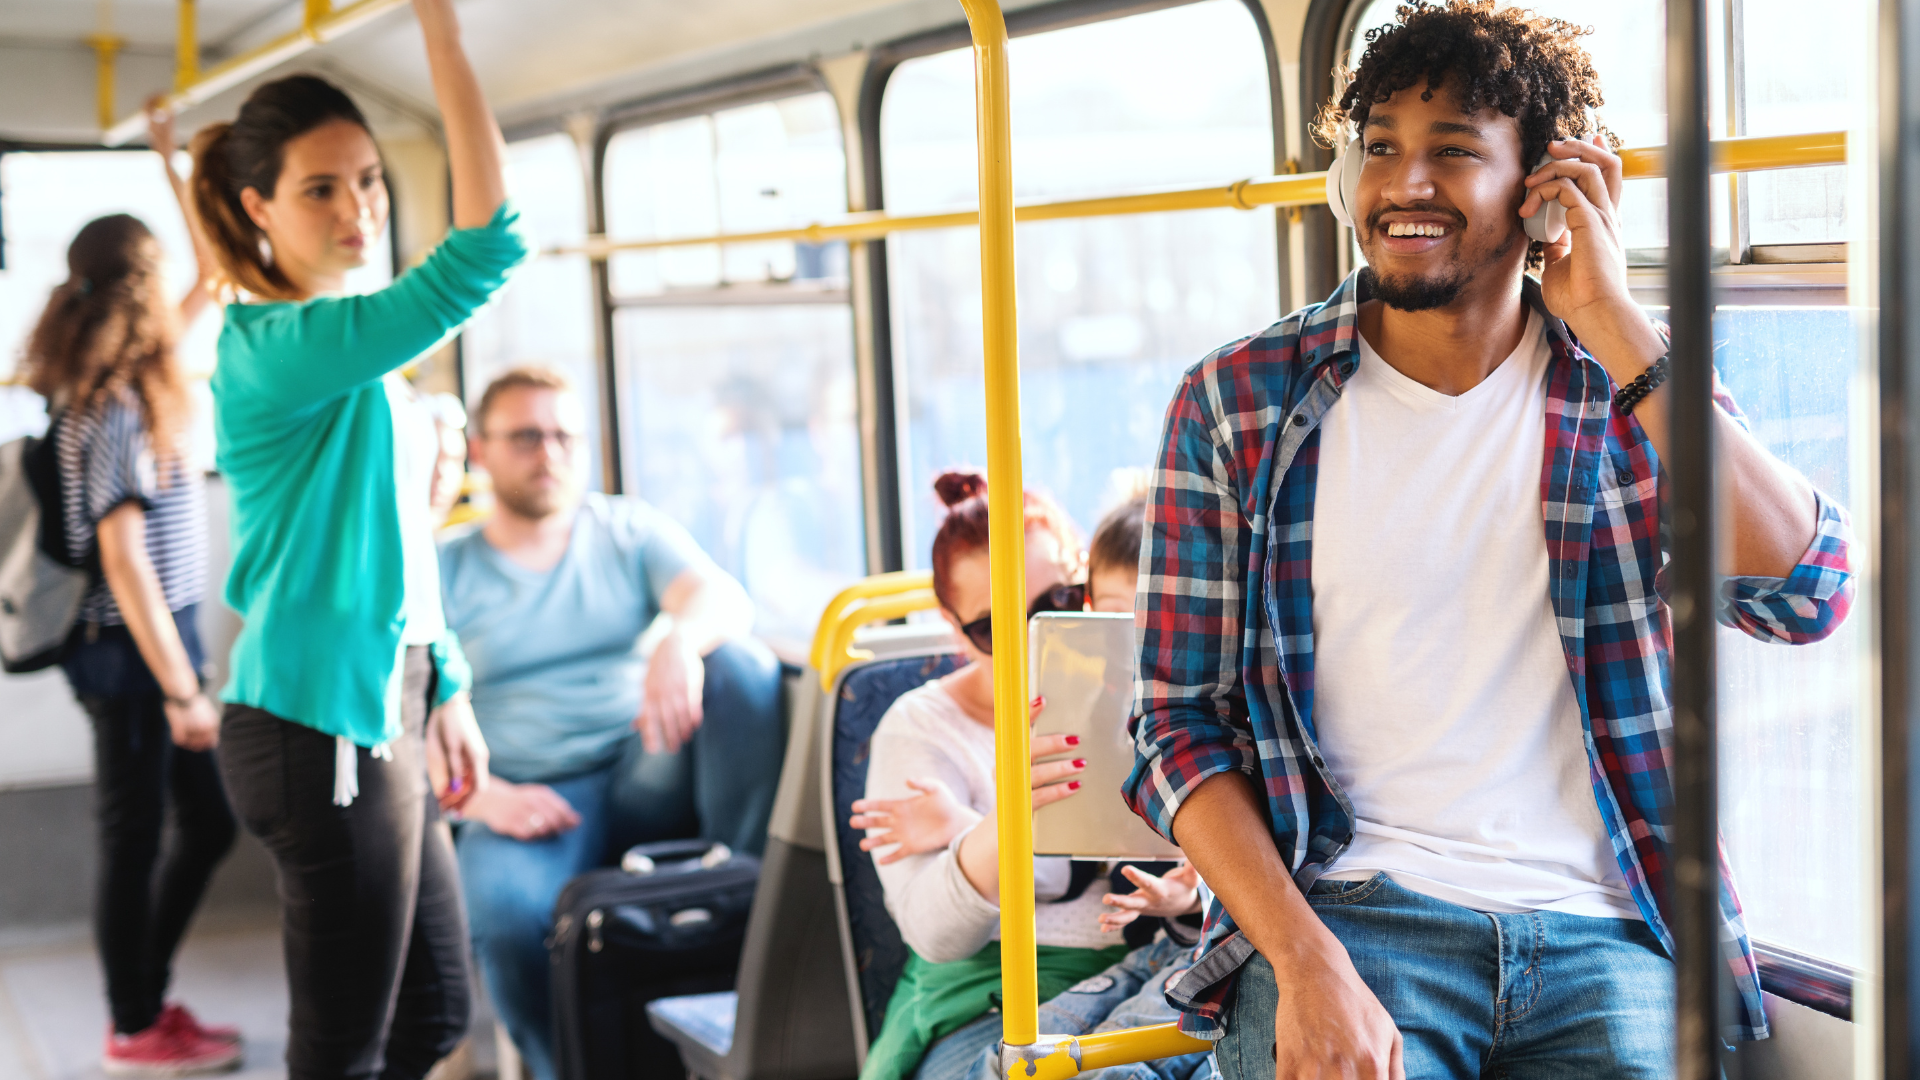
0, 420, 90, 673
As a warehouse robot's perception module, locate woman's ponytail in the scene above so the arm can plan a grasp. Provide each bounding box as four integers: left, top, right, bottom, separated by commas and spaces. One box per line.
190, 122, 294, 301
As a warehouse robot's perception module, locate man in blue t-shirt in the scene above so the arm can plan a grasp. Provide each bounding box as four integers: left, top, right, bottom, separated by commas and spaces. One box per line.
438, 366, 785, 1080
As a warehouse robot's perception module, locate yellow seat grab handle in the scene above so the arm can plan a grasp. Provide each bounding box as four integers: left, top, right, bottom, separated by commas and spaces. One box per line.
810, 571, 935, 675
815, 589, 941, 693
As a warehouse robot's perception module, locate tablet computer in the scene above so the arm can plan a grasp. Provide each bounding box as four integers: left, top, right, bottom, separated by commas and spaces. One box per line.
1029, 611, 1181, 860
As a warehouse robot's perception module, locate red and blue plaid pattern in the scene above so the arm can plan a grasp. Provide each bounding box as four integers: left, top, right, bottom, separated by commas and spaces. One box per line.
1124, 271, 1854, 1043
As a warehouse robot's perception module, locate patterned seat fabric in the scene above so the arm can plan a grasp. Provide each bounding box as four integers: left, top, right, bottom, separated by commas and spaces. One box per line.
830, 652, 964, 1045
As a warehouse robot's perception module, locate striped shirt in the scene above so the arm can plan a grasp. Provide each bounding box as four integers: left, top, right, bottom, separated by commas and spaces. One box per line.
1122, 271, 1854, 1043
58, 389, 208, 624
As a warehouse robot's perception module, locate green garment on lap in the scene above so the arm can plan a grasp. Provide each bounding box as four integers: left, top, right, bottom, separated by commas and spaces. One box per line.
860, 942, 1129, 1080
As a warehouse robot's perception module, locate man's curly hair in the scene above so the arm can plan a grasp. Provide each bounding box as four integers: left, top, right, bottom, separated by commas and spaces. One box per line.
1313, 1, 1619, 175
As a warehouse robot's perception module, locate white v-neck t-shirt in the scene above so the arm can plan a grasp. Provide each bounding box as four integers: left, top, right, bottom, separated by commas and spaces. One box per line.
1309, 311, 1638, 921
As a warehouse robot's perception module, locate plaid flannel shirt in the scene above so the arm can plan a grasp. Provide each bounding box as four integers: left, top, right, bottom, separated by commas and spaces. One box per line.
1123, 271, 1854, 1043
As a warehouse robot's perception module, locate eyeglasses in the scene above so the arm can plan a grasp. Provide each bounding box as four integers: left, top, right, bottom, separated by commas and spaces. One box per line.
489, 428, 582, 454
955, 584, 1086, 655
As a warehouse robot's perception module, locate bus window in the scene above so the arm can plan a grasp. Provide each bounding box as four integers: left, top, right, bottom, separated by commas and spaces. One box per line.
1713, 308, 1865, 970
460, 132, 603, 490
881, 0, 1279, 562
602, 92, 863, 657
1742, 0, 1856, 246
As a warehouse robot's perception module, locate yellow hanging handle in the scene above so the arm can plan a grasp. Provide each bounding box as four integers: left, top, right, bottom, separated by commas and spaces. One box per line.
953, 0, 1041, 1055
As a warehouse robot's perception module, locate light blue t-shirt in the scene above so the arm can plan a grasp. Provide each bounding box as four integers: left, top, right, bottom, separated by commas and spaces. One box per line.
438, 493, 715, 783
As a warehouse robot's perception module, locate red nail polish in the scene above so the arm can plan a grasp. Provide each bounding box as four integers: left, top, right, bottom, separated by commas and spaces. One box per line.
1065, 735, 1081, 746
1072, 759, 1086, 769
1068, 781, 1082, 791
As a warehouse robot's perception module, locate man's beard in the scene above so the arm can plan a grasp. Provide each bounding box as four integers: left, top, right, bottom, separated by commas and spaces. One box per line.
1358, 205, 1518, 313
1358, 264, 1470, 312
493, 475, 566, 520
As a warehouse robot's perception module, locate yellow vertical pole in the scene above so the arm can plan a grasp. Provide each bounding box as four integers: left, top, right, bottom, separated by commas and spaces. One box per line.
304, 0, 332, 40
956, 0, 1039, 1053
175, 0, 198, 92
87, 35, 123, 134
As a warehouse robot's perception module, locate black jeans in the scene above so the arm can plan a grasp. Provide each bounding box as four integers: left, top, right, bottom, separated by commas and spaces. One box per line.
220, 648, 470, 1080
61, 605, 238, 1037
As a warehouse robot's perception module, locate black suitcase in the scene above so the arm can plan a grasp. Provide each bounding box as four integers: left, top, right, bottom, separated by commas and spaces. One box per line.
550, 839, 760, 1080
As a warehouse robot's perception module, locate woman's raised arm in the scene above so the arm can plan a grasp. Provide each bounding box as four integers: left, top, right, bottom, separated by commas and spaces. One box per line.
146, 98, 216, 327
413, 0, 507, 229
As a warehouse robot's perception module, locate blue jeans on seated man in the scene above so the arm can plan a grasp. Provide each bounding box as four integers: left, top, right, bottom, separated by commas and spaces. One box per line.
456, 639, 786, 1080
1218, 873, 1674, 1080
917, 935, 1217, 1080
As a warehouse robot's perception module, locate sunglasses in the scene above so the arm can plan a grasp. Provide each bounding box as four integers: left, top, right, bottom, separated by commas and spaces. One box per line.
955, 584, 1086, 655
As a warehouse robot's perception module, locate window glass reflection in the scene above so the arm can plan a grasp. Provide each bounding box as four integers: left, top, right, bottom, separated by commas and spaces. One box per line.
613, 305, 865, 652
882, 0, 1278, 555
603, 93, 848, 297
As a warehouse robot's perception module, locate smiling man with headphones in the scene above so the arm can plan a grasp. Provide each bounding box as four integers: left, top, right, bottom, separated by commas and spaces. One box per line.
1120, 2, 1854, 1077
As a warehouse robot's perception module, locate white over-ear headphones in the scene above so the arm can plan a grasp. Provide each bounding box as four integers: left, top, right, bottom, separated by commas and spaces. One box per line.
1324, 133, 1566, 245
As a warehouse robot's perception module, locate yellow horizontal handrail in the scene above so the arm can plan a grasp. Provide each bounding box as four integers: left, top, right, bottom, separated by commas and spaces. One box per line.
101, 0, 409, 145
1004, 1024, 1217, 1080
549, 130, 1848, 260
809, 571, 936, 673
817, 588, 940, 693
1077, 1025, 1214, 1071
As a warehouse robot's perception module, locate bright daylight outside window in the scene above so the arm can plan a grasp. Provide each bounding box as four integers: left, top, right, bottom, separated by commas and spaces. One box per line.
882, 0, 1279, 561
1344, 0, 1873, 969
461, 133, 603, 489
0, 150, 393, 458
602, 92, 864, 655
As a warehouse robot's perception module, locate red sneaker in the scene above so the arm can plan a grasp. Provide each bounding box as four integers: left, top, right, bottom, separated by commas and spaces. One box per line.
103, 1019, 242, 1076
158, 1003, 242, 1046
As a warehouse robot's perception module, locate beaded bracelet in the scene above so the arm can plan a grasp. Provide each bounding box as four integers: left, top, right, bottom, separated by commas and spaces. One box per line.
1613, 354, 1671, 415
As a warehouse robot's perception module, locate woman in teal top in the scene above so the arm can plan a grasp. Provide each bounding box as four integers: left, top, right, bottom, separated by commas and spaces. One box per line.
189, 1, 525, 1074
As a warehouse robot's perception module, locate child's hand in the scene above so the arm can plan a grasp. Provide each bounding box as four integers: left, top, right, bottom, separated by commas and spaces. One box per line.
1098, 861, 1202, 934
852, 778, 982, 865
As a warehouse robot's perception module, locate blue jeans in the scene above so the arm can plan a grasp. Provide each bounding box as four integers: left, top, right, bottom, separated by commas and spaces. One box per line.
456, 640, 785, 1080
1219, 874, 1674, 1080
917, 936, 1217, 1080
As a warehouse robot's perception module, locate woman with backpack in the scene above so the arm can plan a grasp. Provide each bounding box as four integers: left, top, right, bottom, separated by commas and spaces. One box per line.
16, 106, 242, 1077
187, 0, 525, 1073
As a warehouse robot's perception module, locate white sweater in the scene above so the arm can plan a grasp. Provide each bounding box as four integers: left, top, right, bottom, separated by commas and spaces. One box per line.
865, 680, 1123, 963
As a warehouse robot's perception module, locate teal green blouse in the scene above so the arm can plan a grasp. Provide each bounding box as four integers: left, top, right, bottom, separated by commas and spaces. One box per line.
212, 202, 530, 746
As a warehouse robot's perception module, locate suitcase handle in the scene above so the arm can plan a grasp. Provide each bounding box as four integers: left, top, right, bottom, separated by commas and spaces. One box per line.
619, 839, 732, 876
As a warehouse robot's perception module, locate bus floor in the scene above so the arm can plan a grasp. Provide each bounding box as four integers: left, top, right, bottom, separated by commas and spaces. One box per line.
0, 915, 510, 1080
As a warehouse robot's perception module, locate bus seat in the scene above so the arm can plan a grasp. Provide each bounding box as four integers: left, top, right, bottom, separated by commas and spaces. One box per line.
823, 643, 964, 1057
646, 628, 955, 1080
643, 662, 854, 1080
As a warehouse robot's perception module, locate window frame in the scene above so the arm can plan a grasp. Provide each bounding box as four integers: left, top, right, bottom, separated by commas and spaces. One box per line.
855, 0, 1291, 572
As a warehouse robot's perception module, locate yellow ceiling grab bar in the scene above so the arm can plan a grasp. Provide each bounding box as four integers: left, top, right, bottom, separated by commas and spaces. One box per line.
810, 571, 936, 675
815, 589, 940, 693
100, 0, 410, 145
549, 129, 1850, 260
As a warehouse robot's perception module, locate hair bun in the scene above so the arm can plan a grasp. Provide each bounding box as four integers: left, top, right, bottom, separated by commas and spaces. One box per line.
932, 469, 987, 509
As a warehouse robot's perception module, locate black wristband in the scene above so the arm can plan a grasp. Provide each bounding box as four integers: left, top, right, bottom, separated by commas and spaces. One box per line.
1613, 354, 1671, 415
